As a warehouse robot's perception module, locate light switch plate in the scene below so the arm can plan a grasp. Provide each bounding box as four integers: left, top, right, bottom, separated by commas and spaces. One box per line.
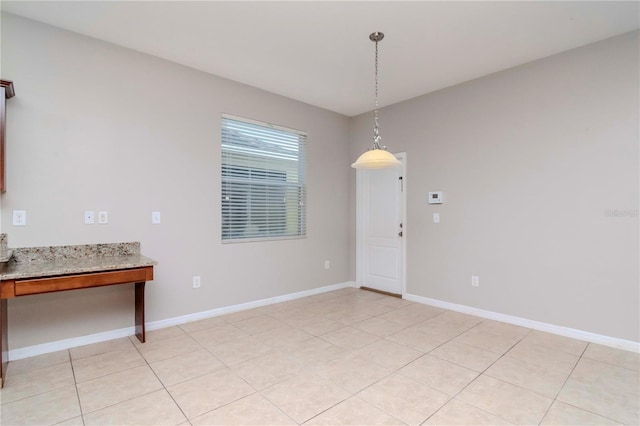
151, 211, 161, 224
13, 210, 26, 226
98, 211, 108, 224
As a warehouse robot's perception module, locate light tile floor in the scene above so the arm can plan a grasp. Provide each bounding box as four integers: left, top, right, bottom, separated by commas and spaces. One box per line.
1, 288, 638, 425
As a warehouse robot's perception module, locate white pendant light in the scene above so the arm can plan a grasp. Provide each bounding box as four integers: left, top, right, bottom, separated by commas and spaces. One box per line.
352, 32, 401, 170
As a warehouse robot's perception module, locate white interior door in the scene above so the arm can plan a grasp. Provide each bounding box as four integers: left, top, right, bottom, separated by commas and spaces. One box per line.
356, 153, 405, 295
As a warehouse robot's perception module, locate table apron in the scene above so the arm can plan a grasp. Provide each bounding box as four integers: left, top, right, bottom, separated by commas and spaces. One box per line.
1, 266, 154, 298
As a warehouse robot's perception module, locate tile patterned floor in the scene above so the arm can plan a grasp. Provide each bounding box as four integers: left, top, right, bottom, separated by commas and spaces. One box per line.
1, 288, 638, 425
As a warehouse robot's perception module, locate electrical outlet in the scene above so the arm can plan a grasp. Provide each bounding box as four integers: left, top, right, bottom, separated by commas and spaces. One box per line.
151, 211, 161, 224
98, 211, 108, 224
471, 276, 480, 287
12, 210, 26, 226
84, 211, 95, 225
324, 260, 330, 269
192, 276, 201, 289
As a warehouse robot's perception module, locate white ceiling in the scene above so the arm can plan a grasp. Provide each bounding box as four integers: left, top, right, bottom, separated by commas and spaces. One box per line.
2, 1, 638, 116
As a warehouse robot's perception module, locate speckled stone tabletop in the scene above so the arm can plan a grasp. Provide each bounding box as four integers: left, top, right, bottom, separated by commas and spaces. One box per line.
0, 242, 157, 280
0, 233, 12, 262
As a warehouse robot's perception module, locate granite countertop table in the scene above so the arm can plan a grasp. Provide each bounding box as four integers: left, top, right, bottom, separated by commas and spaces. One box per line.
0, 241, 158, 387
0, 242, 157, 280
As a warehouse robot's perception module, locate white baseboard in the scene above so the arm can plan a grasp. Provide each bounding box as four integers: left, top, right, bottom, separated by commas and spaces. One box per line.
145, 281, 355, 331
8, 326, 136, 361
404, 292, 640, 353
11, 282, 636, 360
8, 281, 356, 361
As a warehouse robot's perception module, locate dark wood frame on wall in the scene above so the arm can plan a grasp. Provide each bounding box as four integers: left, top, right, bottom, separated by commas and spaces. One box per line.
0, 80, 16, 193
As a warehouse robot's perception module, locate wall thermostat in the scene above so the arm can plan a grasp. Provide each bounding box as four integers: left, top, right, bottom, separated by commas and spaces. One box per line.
428, 191, 443, 204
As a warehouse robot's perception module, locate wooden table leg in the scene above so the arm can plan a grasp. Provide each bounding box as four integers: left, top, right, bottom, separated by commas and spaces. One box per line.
134, 282, 146, 343
1, 298, 8, 388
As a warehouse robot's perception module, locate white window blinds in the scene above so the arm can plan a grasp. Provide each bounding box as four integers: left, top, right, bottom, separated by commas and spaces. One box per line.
221, 115, 307, 242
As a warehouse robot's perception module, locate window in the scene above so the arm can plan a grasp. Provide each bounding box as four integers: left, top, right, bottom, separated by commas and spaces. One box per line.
221, 115, 307, 242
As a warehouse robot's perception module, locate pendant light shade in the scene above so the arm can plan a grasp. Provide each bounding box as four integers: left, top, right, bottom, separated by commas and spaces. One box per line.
351, 148, 401, 169
352, 32, 401, 170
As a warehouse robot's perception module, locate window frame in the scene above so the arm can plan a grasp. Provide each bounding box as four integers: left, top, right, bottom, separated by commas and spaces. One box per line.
221, 113, 307, 244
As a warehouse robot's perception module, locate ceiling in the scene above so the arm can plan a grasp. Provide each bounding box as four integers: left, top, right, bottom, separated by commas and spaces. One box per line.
2, 1, 638, 116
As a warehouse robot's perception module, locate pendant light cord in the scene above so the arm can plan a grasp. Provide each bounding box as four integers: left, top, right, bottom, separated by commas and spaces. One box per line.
373, 37, 382, 150
351, 32, 401, 169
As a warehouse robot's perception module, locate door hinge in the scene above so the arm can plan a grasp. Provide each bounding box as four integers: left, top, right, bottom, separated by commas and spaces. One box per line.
399, 176, 403, 192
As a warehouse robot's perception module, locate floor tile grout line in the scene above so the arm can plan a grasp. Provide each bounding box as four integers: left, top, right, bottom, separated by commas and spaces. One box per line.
422, 327, 534, 425
412, 347, 480, 425
411, 332, 485, 425
131, 339, 192, 424
538, 340, 589, 424
544, 341, 634, 425
79, 388, 169, 418
224, 341, 336, 424
303, 309, 466, 425
227, 297, 409, 424
227, 370, 301, 425
357, 372, 443, 426
422, 395, 515, 426
68, 349, 87, 426
85, 334, 219, 390
298, 366, 408, 426
164, 360, 257, 424
447, 329, 635, 425
253, 388, 299, 425
71, 338, 173, 418
317, 350, 400, 399
2, 355, 71, 380
580, 352, 640, 373
0, 377, 65, 405
377, 314, 490, 366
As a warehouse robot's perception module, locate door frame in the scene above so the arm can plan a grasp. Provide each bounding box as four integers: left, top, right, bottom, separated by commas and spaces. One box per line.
355, 152, 407, 297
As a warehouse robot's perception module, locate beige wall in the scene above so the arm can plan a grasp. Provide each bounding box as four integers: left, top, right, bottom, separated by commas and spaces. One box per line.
1, 14, 352, 349
350, 31, 639, 342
